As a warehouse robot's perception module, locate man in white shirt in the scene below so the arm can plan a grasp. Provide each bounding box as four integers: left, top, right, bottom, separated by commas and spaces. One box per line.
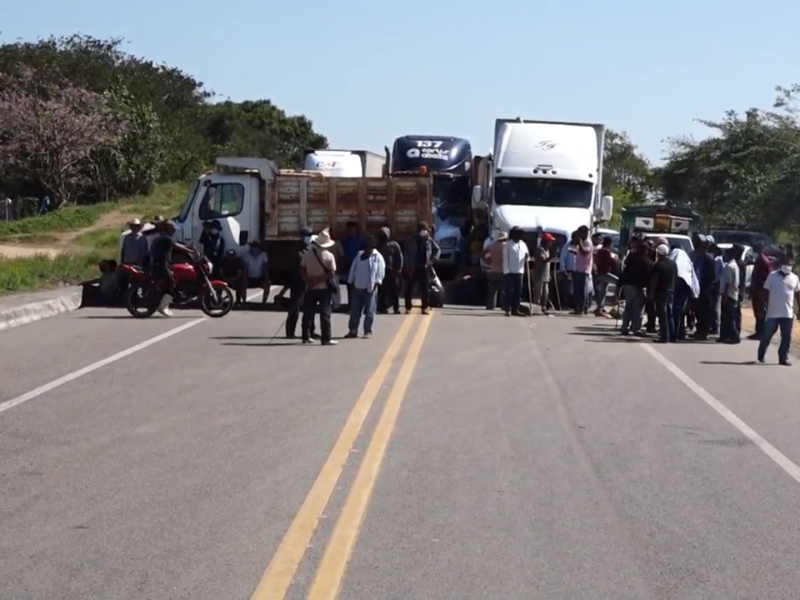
717, 247, 740, 344
757, 255, 800, 365
502, 226, 529, 316
242, 241, 270, 303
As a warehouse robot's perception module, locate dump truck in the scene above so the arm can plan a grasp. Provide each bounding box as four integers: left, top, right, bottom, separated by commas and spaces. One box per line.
164, 157, 432, 283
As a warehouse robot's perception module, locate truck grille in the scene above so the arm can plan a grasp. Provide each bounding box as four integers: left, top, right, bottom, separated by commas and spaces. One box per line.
520, 231, 566, 254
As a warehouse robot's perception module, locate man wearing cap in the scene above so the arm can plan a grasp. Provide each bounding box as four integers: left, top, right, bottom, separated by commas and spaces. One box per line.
532, 232, 556, 314
300, 228, 338, 345
482, 229, 507, 310
241, 240, 270, 304
649, 243, 677, 342
402, 221, 440, 314
758, 254, 800, 365
120, 218, 149, 267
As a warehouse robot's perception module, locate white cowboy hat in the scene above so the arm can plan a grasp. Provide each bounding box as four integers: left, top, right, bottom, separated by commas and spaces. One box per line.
495, 230, 508, 240
314, 228, 335, 248
128, 218, 141, 226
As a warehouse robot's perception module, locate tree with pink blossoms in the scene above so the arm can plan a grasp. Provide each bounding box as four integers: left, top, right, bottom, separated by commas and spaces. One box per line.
0, 67, 122, 207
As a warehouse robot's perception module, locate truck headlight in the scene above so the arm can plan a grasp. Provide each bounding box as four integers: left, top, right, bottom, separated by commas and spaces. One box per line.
439, 237, 458, 248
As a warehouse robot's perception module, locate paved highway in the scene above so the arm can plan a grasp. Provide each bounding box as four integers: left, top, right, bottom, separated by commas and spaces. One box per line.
1, 300, 800, 599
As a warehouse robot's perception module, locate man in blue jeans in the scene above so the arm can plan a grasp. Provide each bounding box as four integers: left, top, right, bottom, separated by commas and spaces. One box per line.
502, 226, 530, 316
345, 235, 386, 339
758, 255, 800, 365
571, 225, 594, 315
649, 244, 677, 342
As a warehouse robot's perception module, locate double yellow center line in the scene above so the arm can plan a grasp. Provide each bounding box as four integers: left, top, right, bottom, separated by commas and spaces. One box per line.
250, 312, 433, 599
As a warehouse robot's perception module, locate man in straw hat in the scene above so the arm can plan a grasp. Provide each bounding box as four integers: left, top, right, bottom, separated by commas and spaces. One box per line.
300, 227, 338, 345
482, 229, 507, 310
120, 218, 149, 267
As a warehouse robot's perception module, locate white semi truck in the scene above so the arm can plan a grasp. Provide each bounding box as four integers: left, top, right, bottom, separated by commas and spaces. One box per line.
472, 118, 613, 250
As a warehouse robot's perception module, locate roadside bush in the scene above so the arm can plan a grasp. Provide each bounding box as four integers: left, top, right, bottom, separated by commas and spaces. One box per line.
0, 252, 103, 294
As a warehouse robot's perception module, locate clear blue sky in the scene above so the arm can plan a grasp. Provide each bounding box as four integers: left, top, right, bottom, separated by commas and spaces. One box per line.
4, 0, 799, 163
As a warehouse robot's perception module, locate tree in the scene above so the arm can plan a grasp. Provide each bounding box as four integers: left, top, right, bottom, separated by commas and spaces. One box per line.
201, 100, 327, 167
602, 130, 654, 227
0, 68, 121, 207
0, 34, 330, 206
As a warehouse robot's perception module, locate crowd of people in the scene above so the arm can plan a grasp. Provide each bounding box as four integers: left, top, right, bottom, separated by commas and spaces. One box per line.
116, 215, 800, 360
615, 234, 800, 364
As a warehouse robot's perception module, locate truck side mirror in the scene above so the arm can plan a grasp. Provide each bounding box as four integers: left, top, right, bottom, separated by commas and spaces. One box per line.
471, 185, 484, 209
600, 195, 613, 221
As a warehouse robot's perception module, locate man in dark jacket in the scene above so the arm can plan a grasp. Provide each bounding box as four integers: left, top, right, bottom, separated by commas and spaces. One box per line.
619, 237, 652, 335
403, 221, 441, 314
281, 226, 318, 340
691, 235, 717, 340
376, 227, 403, 314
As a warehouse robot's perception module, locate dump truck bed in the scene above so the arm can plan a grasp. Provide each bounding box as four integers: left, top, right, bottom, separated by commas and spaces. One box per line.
265, 175, 432, 241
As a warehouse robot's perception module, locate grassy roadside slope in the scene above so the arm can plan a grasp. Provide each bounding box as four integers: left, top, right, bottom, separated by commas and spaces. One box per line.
0, 183, 187, 295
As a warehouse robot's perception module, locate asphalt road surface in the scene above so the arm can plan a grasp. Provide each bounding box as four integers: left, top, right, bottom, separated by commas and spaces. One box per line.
2, 299, 800, 599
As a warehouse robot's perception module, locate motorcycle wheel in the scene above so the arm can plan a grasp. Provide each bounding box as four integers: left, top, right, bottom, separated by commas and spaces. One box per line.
124, 282, 159, 318
199, 284, 234, 318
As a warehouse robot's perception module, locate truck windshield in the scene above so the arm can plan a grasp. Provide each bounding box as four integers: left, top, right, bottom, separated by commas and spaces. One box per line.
494, 177, 592, 208
176, 179, 200, 223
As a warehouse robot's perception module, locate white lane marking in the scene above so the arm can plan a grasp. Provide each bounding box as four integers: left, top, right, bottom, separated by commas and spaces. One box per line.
642, 344, 800, 484
0, 288, 268, 415
0, 319, 204, 415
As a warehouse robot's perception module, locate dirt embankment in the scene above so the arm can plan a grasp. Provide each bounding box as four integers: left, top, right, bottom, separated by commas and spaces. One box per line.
0, 211, 129, 258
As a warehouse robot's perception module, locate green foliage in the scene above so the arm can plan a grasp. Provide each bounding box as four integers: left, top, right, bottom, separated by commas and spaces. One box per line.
658, 99, 800, 241
602, 130, 654, 228
0, 252, 103, 294
0, 205, 111, 239
0, 34, 328, 204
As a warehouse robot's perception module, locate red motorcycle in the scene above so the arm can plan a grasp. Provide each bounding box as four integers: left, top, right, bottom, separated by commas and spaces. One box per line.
119, 253, 234, 318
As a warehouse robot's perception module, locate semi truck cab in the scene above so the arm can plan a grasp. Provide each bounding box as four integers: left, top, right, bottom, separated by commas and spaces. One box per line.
472, 118, 613, 254
387, 135, 473, 272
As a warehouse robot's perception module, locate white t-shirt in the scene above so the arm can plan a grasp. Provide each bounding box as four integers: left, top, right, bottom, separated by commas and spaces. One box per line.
503, 240, 529, 274
243, 251, 268, 278
764, 270, 800, 319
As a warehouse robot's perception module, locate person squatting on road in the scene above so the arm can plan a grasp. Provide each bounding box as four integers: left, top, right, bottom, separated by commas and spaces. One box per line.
345, 235, 386, 339
758, 254, 800, 365
300, 228, 338, 346
502, 226, 530, 316
376, 227, 403, 314
483, 229, 508, 310
403, 221, 440, 315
